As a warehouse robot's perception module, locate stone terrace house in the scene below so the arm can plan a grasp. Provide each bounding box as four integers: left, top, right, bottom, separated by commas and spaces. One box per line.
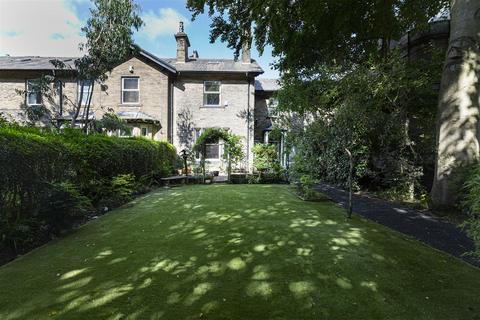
0, 24, 281, 173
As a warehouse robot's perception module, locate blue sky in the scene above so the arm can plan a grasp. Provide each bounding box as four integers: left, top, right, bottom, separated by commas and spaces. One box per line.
0, 0, 278, 78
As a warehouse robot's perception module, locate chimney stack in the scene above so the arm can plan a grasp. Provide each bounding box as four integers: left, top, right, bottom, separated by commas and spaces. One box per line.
175, 21, 190, 63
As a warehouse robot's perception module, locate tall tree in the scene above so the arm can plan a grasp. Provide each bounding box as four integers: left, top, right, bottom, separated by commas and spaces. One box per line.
54, 0, 143, 129
187, 0, 446, 72
431, 0, 480, 206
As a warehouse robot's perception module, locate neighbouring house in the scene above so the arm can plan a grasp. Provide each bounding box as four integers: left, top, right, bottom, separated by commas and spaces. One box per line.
253, 78, 289, 167
0, 23, 281, 173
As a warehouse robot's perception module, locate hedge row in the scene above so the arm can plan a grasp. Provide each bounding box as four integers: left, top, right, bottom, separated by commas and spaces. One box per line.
0, 126, 177, 255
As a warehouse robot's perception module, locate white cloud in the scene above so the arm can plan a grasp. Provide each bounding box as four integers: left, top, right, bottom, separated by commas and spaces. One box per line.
139, 8, 189, 40
0, 0, 85, 57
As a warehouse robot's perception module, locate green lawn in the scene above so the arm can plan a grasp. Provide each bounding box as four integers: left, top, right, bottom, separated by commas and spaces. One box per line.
0, 185, 479, 319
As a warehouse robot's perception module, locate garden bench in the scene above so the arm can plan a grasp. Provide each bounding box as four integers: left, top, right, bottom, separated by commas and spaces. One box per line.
161, 175, 187, 187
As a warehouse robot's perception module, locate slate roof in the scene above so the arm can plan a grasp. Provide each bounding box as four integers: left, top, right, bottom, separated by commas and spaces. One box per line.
164, 58, 263, 74
117, 111, 160, 123
0, 56, 77, 70
0, 50, 264, 75
254, 78, 281, 91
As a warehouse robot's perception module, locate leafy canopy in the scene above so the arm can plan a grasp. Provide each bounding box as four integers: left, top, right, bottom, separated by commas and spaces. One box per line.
187, 0, 447, 71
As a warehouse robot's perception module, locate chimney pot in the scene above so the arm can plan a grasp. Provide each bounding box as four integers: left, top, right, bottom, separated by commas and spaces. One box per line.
175, 21, 190, 63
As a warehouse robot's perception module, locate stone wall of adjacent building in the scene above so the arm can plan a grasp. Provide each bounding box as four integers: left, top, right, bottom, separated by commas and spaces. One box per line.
0, 56, 171, 140
0, 73, 77, 123
173, 75, 255, 172
91, 56, 171, 140
254, 91, 273, 144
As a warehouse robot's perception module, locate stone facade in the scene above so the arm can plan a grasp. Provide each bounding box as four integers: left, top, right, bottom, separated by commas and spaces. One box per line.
0, 25, 269, 173
91, 56, 171, 140
173, 75, 255, 171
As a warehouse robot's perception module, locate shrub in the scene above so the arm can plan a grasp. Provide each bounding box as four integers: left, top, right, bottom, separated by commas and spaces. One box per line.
98, 174, 136, 209
38, 182, 92, 233
461, 162, 480, 257
294, 175, 319, 200
0, 125, 176, 254
253, 144, 280, 172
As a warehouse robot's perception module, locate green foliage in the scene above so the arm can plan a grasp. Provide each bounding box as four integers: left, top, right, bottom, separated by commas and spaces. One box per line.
252, 143, 280, 172
94, 112, 131, 134
287, 52, 441, 196
48, 0, 143, 128
39, 182, 92, 234
251, 143, 285, 183
95, 174, 136, 208
0, 126, 176, 254
192, 128, 245, 181
461, 163, 480, 257
187, 0, 446, 72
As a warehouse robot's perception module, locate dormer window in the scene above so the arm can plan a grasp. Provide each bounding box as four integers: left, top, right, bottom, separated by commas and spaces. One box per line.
122, 77, 140, 104
26, 80, 42, 106
203, 81, 221, 107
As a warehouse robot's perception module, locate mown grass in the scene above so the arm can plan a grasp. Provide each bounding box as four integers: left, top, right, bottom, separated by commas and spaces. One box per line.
0, 184, 479, 319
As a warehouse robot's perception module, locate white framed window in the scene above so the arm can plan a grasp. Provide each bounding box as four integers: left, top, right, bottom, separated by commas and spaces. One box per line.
203, 81, 221, 106
122, 77, 140, 104
117, 127, 132, 137
205, 139, 220, 159
26, 80, 42, 106
77, 80, 93, 106
267, 98, 279, 117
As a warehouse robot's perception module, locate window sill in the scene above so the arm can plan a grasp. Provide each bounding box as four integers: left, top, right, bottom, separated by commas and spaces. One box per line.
200, 105, 226, 109
119, 104, 142, 107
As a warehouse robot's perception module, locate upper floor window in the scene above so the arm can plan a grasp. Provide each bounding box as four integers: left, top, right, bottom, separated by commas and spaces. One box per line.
26, 80, 42, 106
203, 81, 221, 106
267, 98, 278, 117
122, 77, 139, 104
77, 80, 93, 106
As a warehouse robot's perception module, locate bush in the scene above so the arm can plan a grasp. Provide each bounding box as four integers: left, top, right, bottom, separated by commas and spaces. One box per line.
294, 175, 319, 200
38, 182, 92, 233
0, 125, 176, 254
461, 162, 480, 258
253, 144, 280, 172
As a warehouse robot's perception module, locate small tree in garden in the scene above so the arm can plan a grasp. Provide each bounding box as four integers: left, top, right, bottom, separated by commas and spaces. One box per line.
252, 143, 280, 173
51, 0, 143, 130
192, 128, 244, 182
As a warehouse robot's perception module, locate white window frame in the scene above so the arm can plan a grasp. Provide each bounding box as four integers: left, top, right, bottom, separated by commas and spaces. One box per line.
203, 81, 221, 107
267, 98, 279, 117
26, 80, 42, 106
121, 77, 140, 105
77, 80, 93, 106
205, 140, 221, 160
194, 128, 222, 160
140, 126, 151, 138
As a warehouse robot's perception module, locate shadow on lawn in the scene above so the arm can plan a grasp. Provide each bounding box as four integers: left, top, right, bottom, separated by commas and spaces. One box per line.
1, 185, 474, 319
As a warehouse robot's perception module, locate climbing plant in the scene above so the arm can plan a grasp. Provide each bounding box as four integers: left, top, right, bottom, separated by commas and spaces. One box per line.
192, 128, 244, 182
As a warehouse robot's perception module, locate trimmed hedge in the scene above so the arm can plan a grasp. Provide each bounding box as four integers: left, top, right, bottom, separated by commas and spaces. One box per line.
0, 126, 177, 255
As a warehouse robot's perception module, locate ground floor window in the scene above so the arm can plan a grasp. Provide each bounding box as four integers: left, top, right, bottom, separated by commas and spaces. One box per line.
205, 140, 220, 159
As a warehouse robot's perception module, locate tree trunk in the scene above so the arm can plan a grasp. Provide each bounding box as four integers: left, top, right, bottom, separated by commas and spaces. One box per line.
83, 81, 95, 133
71, 81, 84, 128
431, 0, 480, 207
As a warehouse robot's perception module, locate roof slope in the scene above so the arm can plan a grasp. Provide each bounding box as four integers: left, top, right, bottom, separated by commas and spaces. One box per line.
255, 78, 281, 91
164, 58, 263, 74
0, 56, 77, 70
0, 49, 264, 75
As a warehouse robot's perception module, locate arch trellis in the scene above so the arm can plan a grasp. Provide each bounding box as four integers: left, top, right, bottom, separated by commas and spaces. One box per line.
192, 128, 244, 182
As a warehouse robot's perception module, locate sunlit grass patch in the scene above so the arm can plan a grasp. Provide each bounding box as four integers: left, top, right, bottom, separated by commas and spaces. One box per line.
0, 184, 478, 319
